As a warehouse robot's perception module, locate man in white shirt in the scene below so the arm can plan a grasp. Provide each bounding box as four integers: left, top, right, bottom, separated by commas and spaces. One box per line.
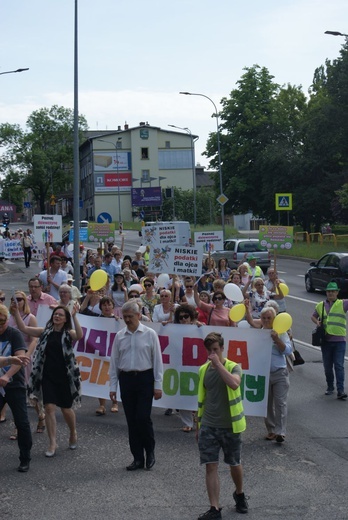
38, 255, 67, 300
109, 301, 163, 471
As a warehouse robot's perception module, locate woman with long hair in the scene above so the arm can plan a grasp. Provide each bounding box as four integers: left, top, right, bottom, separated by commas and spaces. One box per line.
10, 303, 83, 457
111, 273, 128, 318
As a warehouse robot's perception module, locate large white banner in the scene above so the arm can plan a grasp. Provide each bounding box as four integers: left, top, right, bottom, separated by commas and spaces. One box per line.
0, 238, 41, 260
36, 307, 272, 417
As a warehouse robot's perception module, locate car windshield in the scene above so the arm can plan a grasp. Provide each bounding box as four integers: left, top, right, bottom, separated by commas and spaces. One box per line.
237, 241, 267, 253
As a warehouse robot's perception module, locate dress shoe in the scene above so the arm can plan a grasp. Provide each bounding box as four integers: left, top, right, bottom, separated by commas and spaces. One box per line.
126, 460, 144, 471
18, 461, 30, 472
45, 450, 56, 458
146, 452, 155, 470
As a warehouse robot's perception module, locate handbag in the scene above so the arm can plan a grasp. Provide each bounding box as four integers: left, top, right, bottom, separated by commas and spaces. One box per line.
312, 302, 325, 346
292, 346, 305, 366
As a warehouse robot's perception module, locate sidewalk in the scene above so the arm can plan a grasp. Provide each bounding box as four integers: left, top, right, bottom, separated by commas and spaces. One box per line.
0, 258, 43, 300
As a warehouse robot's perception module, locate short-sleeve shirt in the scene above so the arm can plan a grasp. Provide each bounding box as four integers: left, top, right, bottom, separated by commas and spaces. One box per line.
202, 363, 242, 428
0, 326, 27, 389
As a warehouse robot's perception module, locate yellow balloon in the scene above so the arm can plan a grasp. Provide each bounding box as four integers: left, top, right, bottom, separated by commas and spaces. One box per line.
90, 269, 108, 291
273, 313, 292, 334
229, 304, 246, 322
278, 283, 289, 296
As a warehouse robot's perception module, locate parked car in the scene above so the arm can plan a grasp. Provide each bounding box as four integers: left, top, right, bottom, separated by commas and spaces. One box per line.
305, 252, 348, 295
210, 238, 271, 273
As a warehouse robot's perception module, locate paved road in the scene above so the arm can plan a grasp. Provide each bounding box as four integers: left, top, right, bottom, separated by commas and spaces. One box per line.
1, 243, 348, 520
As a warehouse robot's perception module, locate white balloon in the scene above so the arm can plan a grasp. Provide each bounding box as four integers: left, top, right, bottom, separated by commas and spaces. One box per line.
157, 273, 170, 288
223, 283, 244, 302
237, 320, 251, 329
138, 245, 147, 254
67, 243, 74, 251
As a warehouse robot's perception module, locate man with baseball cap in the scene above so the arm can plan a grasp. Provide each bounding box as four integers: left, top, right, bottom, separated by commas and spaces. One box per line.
246, 254, 264, 280
311, 281, 348, 399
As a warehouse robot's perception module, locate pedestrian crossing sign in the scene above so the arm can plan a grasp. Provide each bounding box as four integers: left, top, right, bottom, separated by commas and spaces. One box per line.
275, 193, 292, 211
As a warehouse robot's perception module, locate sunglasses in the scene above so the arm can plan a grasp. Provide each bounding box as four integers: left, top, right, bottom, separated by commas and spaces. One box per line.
144, 284, 152, 288
213, 296, 224, 301
179, 314, 190, 320
12, 298, 24, 302
128, 294, 139, 298
185, 285, 193, 289
0, 297, 5, 302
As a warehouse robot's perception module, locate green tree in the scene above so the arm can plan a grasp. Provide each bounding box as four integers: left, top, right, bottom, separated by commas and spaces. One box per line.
0, 105, 88, 212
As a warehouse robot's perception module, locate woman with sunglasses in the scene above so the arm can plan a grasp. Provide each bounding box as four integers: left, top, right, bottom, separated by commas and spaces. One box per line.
128, 288, 151, 321
7, 292, 42, 436
140, 277, 160, 319
10, 303, 83, 457
173, 305, 201, 431
152, 289, 178, 325
194, 286, 234, 327
182, 278, 196, 306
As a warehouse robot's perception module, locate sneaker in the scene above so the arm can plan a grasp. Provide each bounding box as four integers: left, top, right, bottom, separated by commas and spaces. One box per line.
325, 389, 334, 395
337, 392, 347, 400
164, 408, 173, 416
233, 491, 248, 514
198, 506, 222, 520
17, 461, 30, 473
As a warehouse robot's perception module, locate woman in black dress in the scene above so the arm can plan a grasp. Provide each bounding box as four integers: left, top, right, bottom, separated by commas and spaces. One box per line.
10, 303, 83, 458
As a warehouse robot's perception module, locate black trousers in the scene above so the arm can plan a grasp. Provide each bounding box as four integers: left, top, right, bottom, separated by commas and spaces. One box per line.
0, 387, 32, 464
119, 369, 155, 462
23, 247, 32, 267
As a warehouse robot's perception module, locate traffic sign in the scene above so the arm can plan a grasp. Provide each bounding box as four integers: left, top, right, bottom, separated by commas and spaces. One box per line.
217, 194, 229, 206
97, 212, 112, 223
275, 193, 292, 211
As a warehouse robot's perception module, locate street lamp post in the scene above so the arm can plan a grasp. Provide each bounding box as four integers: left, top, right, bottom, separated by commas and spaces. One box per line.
0, 68, 29, 76
179, 91, 225, 239
98, 137, 123, 227
168, 124, 198, 227
325, 31, 348, 37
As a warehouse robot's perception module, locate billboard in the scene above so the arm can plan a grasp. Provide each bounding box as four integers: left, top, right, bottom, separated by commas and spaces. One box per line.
131, 187, 162, 207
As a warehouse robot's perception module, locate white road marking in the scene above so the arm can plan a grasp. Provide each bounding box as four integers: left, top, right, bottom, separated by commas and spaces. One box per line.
286, 294, 319, 304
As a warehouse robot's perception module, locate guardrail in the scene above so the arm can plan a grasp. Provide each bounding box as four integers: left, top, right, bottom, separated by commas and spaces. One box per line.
295, 231, 309, 244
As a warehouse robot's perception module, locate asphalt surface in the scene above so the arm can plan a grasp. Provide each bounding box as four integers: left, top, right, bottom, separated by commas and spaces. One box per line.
1, 250, 348, 520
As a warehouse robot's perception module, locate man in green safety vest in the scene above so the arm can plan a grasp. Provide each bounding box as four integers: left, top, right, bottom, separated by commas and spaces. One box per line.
196, 332, 248, 519
311, 281, 347, 399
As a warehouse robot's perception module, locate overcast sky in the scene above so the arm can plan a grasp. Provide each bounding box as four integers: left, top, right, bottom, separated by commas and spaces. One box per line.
1, 0, 347, 166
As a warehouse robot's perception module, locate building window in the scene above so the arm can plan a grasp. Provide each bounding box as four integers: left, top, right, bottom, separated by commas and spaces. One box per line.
165, 141, 170, 149
141, 147, 149, 159
141, 170, 150, 182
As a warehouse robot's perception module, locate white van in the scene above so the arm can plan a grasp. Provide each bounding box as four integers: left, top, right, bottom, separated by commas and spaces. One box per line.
69, 220, 89, 228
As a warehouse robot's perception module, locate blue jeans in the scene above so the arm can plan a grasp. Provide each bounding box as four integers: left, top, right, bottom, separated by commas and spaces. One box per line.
321, 341, 346, 393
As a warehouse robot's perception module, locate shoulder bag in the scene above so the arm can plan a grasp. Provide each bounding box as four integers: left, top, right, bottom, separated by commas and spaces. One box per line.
312, 302, 326, 346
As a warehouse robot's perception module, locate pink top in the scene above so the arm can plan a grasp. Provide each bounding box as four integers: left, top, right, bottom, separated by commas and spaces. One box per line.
199, 301, 231, 327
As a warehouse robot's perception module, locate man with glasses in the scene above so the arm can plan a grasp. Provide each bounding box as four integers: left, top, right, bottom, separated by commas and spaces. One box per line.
109, 301, 163, 471
0, 304, 32, 472
27, 278, 57, 316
